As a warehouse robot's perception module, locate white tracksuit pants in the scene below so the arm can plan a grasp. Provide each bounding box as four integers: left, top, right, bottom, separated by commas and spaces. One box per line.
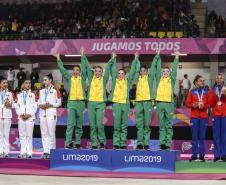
40, 117, 56, 154
0, 119, 12, 155
18, 119, 34, 156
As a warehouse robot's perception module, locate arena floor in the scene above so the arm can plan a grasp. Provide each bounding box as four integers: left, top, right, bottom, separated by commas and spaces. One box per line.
0, 175, 225, 185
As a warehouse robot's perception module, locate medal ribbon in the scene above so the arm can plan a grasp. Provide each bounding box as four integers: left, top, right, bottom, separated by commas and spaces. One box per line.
23, 91, 28, 105
217, 86, 222, 102
0, 90, 6, 105
44, 85, 53, 102
196, 89, 204, 102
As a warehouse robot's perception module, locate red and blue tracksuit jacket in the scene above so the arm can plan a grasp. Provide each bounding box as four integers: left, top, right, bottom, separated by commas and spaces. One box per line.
210, 85, 226, 158
186, 87, 212, 118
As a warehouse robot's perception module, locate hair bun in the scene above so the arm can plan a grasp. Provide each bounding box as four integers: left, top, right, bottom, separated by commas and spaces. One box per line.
47, 73, 53, 80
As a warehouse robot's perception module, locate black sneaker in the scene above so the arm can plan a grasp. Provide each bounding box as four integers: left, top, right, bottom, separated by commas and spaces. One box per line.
160, 144, 166, 150
144, 145, 150, 150
165, 146, 171, 150
99, 143, 105, 149
65, 143, 74, 149
4, 154, 9, 158
27, 155, 32, 159
221, 156, 226, 162
46, 153, 50, 159
75, 144, 81, 149
113, 145, 119, 150
120, 146, 127, 150
18, 154, 26, 158
41, 153, 48, 159
189, 156, 198, 162
199, 155, 205, 162
213, 157, 221, 162
136, 145, 143, 150
91, 146, 98, 150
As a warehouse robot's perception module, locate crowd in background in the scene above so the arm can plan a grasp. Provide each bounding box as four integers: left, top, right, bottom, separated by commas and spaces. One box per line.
207, 10, 225, 37
0, 0, 198, 40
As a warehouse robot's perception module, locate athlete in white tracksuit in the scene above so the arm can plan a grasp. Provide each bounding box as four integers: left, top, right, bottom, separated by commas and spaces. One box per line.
0, 78, 14, 158
15, 80, 37, 158
38, 74, 61, 159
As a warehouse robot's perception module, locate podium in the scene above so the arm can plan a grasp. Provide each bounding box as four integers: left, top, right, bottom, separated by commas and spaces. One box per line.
50, 149, 180, 173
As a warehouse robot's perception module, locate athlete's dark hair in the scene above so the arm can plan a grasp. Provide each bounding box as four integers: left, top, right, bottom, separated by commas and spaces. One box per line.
119, 68, 126, 74
141, 65, 148, 70
73, 65, 81, 71
0, 77, 7, 83
193, 75, 202, 85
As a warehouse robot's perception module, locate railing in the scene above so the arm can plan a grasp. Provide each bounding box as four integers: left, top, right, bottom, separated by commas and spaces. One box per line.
3, 78, 217, 109
1, 29, 225, 41
0, 30, 199, 41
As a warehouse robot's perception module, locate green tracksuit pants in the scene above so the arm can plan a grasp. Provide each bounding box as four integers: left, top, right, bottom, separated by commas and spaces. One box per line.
65, 100, 85, 146
135, 101, 152, 146
88, 101, 106, 147
156, 102, 174, 147
112, 103, 130, 147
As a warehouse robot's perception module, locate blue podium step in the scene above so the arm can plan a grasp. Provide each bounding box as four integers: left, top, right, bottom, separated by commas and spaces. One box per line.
50, 149, 180, 173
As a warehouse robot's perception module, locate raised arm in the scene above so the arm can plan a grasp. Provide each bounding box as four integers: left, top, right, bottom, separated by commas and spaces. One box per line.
156, 53, 162, 85
149, 49, 160, 80
103, 55, 115, 82
128, 53, 139, 84
149, 50, 160, 98
135, 58, 140, 80
110, 53, 117, 81
54, 54, 71, 81
80, 48, 87, 80
83, 55, 93, 82
171, 51, 180, 81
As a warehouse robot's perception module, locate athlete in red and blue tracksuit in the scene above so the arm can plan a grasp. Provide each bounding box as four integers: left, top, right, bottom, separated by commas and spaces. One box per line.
211, 74, 226, 162
186, 75, 212, 162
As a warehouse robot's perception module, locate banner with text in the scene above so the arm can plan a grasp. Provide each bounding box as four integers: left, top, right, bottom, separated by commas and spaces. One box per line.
1, 38, 226, 56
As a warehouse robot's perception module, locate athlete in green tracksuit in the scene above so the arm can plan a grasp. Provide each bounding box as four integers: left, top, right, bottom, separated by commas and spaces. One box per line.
134, 50, 160, 150
155, 51, 180, 150
83, 54, 114, 149
108, 53, 138, 149
54, 49, 87, 149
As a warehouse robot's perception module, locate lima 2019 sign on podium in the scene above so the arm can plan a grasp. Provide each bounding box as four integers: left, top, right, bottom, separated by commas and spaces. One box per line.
50, 149, 179, 173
